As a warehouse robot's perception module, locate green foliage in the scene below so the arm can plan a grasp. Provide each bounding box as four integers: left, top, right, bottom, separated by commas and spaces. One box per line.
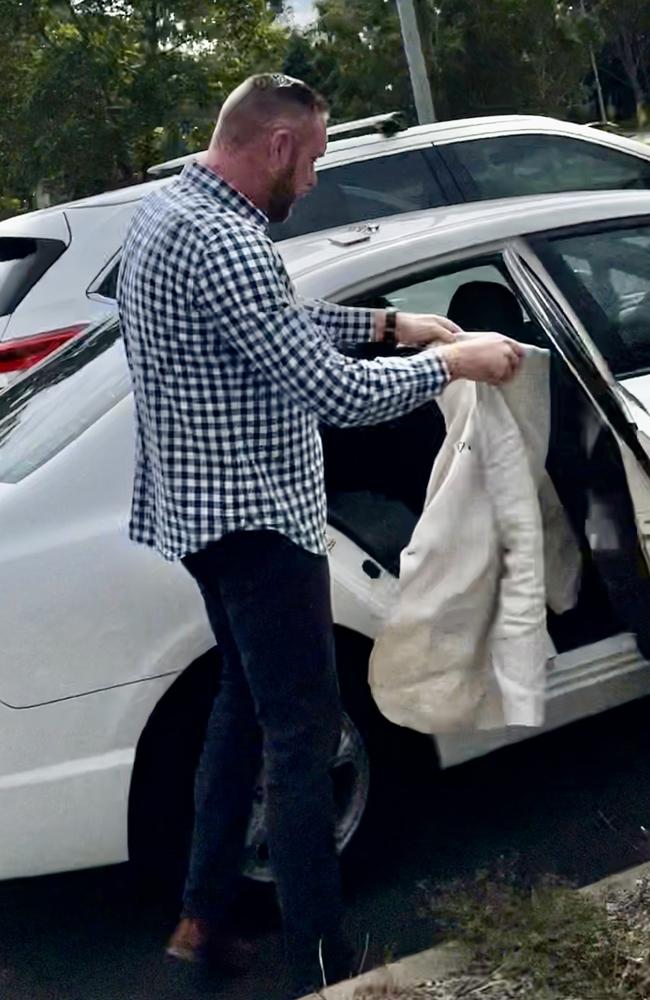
309, 0, 414, 122
426, 865, 650, 998
0, 0, 288, 206
1, 0, 649, 212
438, 0, 591, 117
281, 0, 593, 127
591, 0, 650, 125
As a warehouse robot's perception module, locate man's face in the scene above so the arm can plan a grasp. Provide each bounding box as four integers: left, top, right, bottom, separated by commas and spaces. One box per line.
266, 114, 327, 224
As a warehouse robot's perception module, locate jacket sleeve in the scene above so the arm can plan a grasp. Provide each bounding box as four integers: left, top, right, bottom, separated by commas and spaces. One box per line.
196, 230, 450, 428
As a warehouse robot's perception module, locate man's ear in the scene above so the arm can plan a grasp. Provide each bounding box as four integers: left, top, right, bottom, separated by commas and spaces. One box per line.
268, 127, 295, 171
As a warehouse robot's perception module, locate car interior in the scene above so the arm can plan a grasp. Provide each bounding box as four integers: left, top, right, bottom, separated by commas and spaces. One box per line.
322, 276, 650, 659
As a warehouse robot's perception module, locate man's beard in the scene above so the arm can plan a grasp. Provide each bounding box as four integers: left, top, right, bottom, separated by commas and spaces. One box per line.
267, 165, 298, 223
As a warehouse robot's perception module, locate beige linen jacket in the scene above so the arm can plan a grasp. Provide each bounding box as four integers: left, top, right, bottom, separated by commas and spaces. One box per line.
369, 346, 581, 733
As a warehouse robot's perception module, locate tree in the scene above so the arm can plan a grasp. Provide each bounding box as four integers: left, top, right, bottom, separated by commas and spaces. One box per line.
593, 0, 650, 126
307, 0, 416, 122
431, 0, 591, 119
0, 1, 288, 208
299, 0, 590, 127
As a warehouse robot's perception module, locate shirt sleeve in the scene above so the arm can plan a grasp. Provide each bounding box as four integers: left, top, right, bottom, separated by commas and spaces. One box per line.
302, 298, 375, 348
196, 229, 449, 428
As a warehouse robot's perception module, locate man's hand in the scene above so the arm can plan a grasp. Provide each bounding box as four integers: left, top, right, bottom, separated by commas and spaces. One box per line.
396, 312, 461, 346
375, 310, 461, 346
439, 333, 524, 385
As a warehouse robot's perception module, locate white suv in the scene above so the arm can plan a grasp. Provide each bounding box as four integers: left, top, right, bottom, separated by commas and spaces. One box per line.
2, 113, 650, 381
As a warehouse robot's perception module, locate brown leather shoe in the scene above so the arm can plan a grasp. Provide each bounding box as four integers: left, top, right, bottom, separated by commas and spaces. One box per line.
165, 917, 252, 974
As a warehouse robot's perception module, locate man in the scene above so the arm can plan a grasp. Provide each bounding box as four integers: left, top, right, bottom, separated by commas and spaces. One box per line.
118, 73, 522, 997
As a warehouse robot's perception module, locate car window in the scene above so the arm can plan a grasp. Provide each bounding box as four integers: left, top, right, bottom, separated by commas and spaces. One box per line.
95, 261, 119, 300
0, 237, 67, 317
269, 150, 446, 241
349, 258, 547, 348
0, 317, 130, 483
532, 222, 650, 376
384, 263, 512, 316
446, 134, 650, 200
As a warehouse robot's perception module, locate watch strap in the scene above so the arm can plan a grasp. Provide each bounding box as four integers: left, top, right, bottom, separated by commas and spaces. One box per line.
384, 307, 398, 346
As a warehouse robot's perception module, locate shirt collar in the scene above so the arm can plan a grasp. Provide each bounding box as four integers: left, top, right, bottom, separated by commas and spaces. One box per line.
180, 161, 268, 229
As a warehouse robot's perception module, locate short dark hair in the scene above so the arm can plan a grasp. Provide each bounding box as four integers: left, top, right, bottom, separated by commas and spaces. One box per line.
214, 73, 329, 151
248, 73, 329, 116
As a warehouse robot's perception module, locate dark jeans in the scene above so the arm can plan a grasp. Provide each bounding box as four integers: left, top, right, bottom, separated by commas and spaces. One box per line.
181, 529, 346, 983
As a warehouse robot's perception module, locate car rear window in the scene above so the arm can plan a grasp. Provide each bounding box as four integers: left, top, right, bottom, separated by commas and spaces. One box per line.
445, 134, 650, 200
0, 316, 130, 483
0, 237, 67, 317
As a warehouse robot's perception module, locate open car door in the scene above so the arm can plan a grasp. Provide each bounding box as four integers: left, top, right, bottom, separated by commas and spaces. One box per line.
504, 240, 650, 659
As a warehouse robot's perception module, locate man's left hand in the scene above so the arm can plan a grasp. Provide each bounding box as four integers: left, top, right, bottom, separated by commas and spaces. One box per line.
394, 312, 461, 347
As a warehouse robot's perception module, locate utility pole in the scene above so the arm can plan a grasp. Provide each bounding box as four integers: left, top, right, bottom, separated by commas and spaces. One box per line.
395, 0, 436, 124
590, 45, 608, 124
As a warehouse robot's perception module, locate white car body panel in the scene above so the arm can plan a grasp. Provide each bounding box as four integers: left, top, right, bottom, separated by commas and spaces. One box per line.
436, 634, 650, 767
2, 191, 650, 877
0, 390, 211, 706
0, 210, 71, 244
621, 375, 650, 414
3, 203, 133, 342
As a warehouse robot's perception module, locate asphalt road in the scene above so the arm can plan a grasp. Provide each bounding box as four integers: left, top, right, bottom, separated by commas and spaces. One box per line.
2, 696, 650, 1000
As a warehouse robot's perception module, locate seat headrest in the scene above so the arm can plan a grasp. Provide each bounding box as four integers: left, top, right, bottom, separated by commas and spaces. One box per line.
448, 281, 525, 339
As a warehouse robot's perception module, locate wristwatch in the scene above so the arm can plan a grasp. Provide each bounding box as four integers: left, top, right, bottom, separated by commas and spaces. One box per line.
384, 307, 398, 346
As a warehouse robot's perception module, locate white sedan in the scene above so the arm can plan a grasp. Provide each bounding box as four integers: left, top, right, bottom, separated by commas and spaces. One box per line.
2, 190, 650, 888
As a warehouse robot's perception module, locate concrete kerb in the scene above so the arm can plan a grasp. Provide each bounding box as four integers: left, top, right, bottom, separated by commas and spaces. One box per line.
299, 941, 471, 1000
298, 861, 650, 1000
579, 859, 650, 899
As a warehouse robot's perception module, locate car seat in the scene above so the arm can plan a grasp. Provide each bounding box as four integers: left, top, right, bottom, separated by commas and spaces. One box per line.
447, 280, 526, 338
447, 280, 547, 348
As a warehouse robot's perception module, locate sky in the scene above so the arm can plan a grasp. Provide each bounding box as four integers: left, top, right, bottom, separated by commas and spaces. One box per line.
290, 0, 317, 26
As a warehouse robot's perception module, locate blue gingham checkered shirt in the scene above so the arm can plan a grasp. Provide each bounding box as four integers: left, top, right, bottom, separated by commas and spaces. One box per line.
118, 161, 450, 559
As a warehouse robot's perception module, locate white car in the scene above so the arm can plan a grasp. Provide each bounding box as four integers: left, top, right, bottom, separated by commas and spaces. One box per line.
2, 114, 650, 381
2, 190, 650, 888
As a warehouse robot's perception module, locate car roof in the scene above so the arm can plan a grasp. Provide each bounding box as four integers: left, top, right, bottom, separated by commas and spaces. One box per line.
146, 114, 562, 176
279, 189, 650, 281
3, 114, 561, 223
146, 112, 650, 176
3, 113, 649, 232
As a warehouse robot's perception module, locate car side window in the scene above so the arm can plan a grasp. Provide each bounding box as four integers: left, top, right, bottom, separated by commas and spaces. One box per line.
96, 261, 119, 300
533, 223, 650, 376
445, 134, 650, 200
349, 259, 547, 348
269, 150, 447, 241
384, 263, 511, 316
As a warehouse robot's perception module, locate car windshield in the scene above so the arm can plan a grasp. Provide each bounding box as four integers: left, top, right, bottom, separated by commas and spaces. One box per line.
532, 219, 650, 377
0, 316, 130, 483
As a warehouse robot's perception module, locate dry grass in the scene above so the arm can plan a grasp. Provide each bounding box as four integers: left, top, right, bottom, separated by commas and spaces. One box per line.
340, 867, 650, 999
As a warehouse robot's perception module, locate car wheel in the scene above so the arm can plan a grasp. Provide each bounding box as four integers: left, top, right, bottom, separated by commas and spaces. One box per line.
241, 709, 370, 882
128, 629, 436, 900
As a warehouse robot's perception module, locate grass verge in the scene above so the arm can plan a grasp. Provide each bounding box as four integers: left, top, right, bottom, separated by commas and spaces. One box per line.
351, 862, 650, 999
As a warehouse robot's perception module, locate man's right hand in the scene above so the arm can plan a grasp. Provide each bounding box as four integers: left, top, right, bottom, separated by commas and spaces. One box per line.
439, 333, 524, 385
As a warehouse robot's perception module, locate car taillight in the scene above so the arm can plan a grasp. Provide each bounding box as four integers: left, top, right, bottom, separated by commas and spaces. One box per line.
0, 324, 88, 374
